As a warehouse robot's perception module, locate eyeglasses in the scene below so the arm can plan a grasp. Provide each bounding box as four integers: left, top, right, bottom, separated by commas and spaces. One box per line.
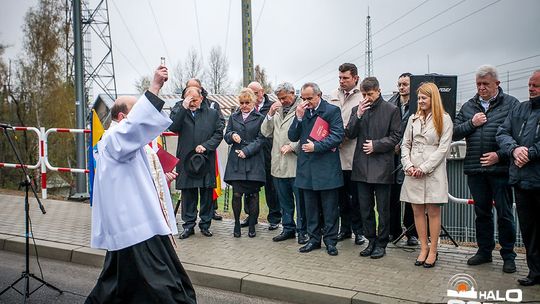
239, 101, 251, 105
301, 97, 315, 101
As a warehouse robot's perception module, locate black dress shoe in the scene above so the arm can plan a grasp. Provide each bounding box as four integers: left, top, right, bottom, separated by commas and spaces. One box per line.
299, 242, 321, 253
355, 234, 367, 245
406, 236, 419, 246
503, 259, 516, 273
423, 252, 438, 268
337, 231, 352, 242
518, 277, 540, 286
414, 259, 425, 266
370, 247, 386, 259
200, 229, 213, 237
360, 243, 375, 257
326, 245, 338, 256
297, 234, 309, 245
248, 231, 256, 238
273, 231, 295, 242
179, 229, 194, 239
212, 212, 223, 221
467, 254, 492, 265
268, 223, 279, 231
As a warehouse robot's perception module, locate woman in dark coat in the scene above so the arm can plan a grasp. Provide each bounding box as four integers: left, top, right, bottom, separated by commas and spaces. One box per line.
224, 88, 266, 237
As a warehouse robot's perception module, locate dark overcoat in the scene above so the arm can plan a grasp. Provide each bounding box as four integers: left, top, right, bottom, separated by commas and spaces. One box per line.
223, 111, 266, 183
346, 96, 401, 184
169, 104, 224, 189
288, 99, 344, 191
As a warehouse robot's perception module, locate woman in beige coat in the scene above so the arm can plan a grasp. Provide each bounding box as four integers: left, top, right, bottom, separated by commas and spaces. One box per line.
400, 82, 453, 268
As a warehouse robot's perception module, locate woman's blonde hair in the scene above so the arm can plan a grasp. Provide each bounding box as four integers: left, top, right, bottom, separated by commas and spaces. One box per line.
238, 87, 256, 104
416, 82, 446, 138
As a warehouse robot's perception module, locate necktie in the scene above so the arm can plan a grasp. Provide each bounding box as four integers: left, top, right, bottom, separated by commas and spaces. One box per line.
344, 92, 350, 99
191, 111, 196, 117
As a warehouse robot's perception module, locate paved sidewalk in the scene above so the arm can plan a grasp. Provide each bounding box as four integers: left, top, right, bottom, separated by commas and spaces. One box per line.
0, 193, 539, 303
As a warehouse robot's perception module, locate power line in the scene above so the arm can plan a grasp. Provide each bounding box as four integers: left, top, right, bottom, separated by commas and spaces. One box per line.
224, 0, 232, 55
111, 1, 151, 72
373, 0, 503, 63
147, 0, 171, 62
294, 0, 431, 83
113, 44, 143, 78
458, 54, 540, 78
373, 0, 467, 52
254, 0, 266, 35
193, 0, 204, 64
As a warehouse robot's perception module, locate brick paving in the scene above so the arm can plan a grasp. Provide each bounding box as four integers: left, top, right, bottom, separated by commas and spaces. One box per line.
1, 193, 539, 303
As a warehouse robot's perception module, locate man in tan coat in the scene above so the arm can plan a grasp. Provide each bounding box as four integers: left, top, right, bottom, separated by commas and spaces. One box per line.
261, 82, 307, 244
329, 63, 366, 246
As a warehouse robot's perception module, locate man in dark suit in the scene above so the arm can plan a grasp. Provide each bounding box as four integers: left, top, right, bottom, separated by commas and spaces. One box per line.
169, 87, 224, 239
243, 81, 281, 230
288, 82, 344, 256
183, 78, 225, 221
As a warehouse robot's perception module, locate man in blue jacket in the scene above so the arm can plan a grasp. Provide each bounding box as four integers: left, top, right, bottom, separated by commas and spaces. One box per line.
454, 65, 518, 273
496, 70, 540, 286
288, 82, 344, 256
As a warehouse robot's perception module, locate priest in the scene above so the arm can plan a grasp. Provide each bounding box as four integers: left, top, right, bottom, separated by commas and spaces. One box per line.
86, 65, 197, 303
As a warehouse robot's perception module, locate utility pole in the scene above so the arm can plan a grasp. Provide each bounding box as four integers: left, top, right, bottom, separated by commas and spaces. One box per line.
365, 8, 373, 77
427, 54, 430, 73
72, 0, 87, 198
241, 0, 254, 86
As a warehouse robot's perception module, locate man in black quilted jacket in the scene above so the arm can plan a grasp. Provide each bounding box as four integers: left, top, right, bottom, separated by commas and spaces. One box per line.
453, 65, 518, 273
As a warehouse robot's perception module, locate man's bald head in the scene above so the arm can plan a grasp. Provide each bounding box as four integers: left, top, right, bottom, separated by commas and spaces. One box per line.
186, 78, 202, 89
247, 81, 264, 104
111, 96, 137, 122
184, 86, 203, 111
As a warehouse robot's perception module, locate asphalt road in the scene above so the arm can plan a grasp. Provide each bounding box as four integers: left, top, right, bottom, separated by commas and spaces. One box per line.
0, 250, 291, 304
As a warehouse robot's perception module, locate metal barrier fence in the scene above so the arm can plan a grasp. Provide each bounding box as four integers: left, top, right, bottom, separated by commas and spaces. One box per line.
444, 141, 523, 247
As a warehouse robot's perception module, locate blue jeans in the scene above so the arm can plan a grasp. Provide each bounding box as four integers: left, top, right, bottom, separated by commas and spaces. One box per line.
467, 174, 516, 260
273, 177, 306, 235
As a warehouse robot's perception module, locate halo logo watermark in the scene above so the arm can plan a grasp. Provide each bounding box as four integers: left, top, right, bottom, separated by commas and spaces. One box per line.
446, 274, 522, 304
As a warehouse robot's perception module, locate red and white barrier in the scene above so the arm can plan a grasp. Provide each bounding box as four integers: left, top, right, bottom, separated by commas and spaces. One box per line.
0, 126, 42, 170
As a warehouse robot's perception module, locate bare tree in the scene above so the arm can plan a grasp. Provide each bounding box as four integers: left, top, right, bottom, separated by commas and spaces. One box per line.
254, 64, 272, 93
169, 60, 186, 94
134, 75, 151, 94
184, 48, 203, 82
206, 46, 230, 94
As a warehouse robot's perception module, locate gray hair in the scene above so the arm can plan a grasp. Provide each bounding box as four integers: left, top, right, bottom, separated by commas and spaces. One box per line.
301, 82, 322, 96
476, 65, 499, 80
274, 82, 295, 95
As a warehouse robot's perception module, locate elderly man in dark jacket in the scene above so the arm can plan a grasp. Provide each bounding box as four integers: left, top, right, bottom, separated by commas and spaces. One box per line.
169, 87, 224, 239
346, 77, 401, 259
288, 82, 344, 256
496, 70, 540, 286
453, 65, 518, 273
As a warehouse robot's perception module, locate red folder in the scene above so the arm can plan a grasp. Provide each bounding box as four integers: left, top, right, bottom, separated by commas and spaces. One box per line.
309, 117, 330, 141
157, 148, 179, 173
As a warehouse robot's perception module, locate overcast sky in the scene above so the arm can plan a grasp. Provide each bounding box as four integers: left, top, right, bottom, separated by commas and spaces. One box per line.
1, 0, 539, 102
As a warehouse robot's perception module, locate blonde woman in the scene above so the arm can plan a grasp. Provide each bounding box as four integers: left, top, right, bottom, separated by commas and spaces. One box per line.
400, 82, 453, 268
223, 88, 266, 238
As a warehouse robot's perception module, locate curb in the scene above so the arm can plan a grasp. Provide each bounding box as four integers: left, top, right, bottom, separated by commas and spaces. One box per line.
0, 233, 414, 304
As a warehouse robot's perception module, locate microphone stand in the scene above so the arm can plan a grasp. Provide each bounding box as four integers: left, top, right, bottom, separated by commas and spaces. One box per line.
0, 125, 62, 301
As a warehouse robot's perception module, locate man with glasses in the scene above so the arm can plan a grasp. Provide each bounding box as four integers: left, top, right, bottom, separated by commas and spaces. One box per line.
288, 82, 344, 256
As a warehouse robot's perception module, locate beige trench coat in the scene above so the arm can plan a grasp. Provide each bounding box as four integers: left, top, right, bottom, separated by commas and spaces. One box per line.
329, 84, 362, 170
260, 99, 300, 178
400, 112, 453, 204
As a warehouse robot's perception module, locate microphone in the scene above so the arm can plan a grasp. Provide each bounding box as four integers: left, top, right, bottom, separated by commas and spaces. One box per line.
0, 123, 14, 129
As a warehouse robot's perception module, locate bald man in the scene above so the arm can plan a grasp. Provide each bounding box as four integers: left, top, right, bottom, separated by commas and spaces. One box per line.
170, 86, 224, 239
244, 81, 281, 230
87, 66, 196, 303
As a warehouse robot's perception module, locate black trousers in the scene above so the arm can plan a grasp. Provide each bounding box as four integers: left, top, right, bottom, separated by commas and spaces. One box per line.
181, 187, 214, 231
357, 182, 391, 248
467, 174, 516, 260
389, 183, 416, 238
515, 187, 540, 280
303, 188, 339, 247
86, 235, 196, 304
338, 170, 363, 235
